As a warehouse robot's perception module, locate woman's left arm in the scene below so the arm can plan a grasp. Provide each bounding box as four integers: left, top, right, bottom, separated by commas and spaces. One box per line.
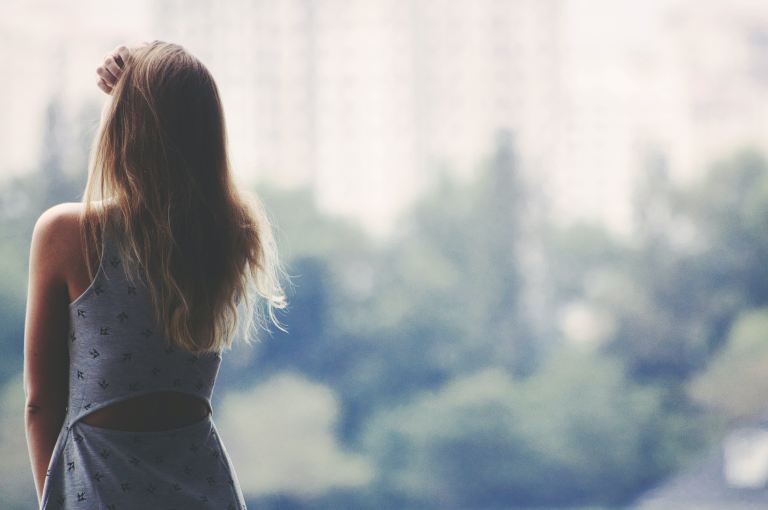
23, 205, 72, 505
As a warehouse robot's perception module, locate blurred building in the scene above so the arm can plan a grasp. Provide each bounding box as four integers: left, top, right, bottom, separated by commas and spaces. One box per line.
151, 0, 564, 238
0, 0, 152, 181
667, 0, 768, 182
149, 0, 768, 239
2, 0, 768, 238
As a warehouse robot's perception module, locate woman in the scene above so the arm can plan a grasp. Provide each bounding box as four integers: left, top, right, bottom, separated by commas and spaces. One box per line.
24, 41, 289, 509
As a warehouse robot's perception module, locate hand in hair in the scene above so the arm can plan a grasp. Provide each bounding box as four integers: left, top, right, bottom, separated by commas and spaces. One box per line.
96, 44, 130, 95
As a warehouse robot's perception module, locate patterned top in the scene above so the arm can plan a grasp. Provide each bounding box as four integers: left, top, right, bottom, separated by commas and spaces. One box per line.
65, 215, 222, 429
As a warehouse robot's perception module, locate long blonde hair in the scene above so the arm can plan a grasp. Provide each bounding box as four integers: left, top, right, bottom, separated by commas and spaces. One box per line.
81, 40, 289, 354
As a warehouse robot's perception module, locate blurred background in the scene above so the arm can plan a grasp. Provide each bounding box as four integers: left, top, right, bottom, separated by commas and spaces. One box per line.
2, 0, 768, 508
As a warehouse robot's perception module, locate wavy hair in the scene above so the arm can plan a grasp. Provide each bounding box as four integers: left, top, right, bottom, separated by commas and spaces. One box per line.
80, 40, 289, 354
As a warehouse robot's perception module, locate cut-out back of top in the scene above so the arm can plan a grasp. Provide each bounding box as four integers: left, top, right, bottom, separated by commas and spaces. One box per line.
65, 212, 222, 430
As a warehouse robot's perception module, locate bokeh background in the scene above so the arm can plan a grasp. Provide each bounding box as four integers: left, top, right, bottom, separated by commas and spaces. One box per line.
2, 1, 768, 509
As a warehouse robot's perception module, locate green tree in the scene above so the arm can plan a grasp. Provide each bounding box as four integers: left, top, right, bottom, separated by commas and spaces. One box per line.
361, 347, 708, 509
602, 148, 768, 384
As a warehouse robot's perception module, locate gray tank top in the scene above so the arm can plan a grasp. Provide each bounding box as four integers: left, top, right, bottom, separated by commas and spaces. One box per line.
64, 214, 222, 430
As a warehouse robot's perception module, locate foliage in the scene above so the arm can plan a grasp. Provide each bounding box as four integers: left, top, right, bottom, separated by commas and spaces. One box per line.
1, 103, 767, 509
599, 148, 768, 383
361, 346, 710, 509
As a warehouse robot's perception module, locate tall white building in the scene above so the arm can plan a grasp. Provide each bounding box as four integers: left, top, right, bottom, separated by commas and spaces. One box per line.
2, 0, 768, 238
151, 0, 565, 238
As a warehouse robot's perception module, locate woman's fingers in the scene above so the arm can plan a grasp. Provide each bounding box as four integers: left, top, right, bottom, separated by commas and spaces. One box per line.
97, 43, 133, 95
96, 76, 112, 94
96, 64, 117, 85
114, 45, 130, 67
97, 52, 126, 85
104, 57, 122, 80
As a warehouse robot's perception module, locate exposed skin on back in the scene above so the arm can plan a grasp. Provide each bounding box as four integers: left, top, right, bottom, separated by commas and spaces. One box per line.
24, 201, 208, 504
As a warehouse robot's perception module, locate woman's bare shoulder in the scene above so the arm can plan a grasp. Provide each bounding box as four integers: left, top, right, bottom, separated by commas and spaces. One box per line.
32, 202, 82, 241
30, 202, 87, 273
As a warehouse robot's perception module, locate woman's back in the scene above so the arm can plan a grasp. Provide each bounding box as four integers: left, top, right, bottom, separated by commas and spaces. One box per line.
65, 208, 221, 427
39, 206, 246, 509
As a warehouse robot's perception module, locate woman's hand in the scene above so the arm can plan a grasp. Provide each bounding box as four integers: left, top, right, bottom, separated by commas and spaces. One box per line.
96, 44, 131, 95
